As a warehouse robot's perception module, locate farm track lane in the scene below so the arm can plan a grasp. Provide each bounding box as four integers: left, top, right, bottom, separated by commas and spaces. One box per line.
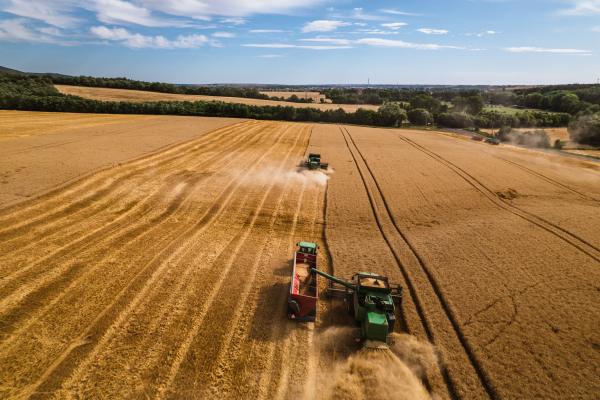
347, 126, 600, 399
0, 120, 331, 399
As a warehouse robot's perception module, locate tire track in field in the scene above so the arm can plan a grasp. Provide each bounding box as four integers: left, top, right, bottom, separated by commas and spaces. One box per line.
0, 123, 276, 353
0, 123, 274, 322
392, 132, 600, 264
21, 122, 297, 398
341, 126, 493, 400
0, 121, 254, 259
476, 150, 600, 203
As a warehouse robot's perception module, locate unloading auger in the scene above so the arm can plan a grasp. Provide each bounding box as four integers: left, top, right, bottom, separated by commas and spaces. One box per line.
312, 268, 403, 349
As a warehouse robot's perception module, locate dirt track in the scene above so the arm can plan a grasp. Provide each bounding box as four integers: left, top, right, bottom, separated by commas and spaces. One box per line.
1, 116, 600, 399
55, 85, 379, 112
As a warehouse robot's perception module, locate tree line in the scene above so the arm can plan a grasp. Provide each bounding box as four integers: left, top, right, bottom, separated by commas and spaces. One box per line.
49, 74, 315, 105
0, 72, 402, 127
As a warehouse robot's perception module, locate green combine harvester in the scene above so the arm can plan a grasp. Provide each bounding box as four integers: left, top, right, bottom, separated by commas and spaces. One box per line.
300, 153, 329, 170
311, 268, 403, 349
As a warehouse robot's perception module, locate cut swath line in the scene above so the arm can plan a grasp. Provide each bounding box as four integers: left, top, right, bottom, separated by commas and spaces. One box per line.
0, 123, 276, 358
0, 121, 256, 257
18, 122, 289, 398
0, 123, 273, 324
159, 125, 308, 398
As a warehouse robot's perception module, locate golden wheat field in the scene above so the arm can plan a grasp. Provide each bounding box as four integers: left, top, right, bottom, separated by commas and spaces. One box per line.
55, 85, 378, 112
1, 112, 600, 399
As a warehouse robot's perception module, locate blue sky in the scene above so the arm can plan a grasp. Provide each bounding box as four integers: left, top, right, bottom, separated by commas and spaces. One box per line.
0, 0, 599, 84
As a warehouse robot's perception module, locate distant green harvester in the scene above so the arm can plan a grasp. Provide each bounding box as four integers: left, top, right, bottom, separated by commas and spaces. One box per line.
300, 153, 329, 170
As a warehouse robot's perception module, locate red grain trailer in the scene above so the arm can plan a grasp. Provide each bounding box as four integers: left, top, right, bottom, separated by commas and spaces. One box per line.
287, 242, 319, 322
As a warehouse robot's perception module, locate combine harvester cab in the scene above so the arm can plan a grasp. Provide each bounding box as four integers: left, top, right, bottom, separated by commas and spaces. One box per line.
312, 269, 403, 349
287, 242, 319, 322
300, 153, 329, 171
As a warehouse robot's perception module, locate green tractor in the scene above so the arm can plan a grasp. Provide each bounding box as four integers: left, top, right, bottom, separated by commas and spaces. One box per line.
311, 268, 403, 349
300, 153, 329, 171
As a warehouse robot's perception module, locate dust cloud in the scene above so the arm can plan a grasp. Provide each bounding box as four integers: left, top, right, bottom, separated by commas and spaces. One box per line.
306, 327, 437, 400
231, 166, 331, 189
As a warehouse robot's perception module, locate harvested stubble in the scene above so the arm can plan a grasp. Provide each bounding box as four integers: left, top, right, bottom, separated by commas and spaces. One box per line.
0, 110, 159, 141
0, 119, 333, 399
55, 85, 379, 112
2, 114, 600, 400
0, 113, 243, 207
317, 123, 600, 399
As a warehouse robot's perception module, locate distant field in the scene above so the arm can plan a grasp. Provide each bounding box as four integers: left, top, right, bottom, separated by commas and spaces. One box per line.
484, 105, 558, 115
55, 85, 378, 112
259, 91, 328, 102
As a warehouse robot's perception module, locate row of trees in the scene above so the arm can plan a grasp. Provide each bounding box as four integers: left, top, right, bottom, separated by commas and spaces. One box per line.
488, 87, 600, 116
402, 93, 571, 129
0, 72, 404, 127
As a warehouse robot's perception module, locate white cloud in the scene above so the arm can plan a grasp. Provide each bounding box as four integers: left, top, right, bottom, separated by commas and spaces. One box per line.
256, 54, 284, 57
381, 22, 407, 29
250, 29, 283, 33
504, 46, 591, 53
558, 0, 600, 15
0, 18, 99, 45
212, 31, 235, 37
298, 37, 351, 44
89, 0, 180, 27
487, 31, 496, 34
37, 26, 64, 36
3, 0, 82, 28
355, 22, 367, 26
353, 29, 398, 35
592, 26, 600, 31
416, 28, 448, 34
355, 38, 464, 50
91, 26, 217, 48
221, 17, 246, 25
134, 0, 333, 20
243, 43, 351, 50
0, 18, 59, 42
380, 9, 418, 16
301, 20, 351, 33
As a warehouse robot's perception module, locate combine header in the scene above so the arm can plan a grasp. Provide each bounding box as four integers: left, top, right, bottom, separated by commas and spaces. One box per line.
300, 153, 329, 171
313, 268, 403, 349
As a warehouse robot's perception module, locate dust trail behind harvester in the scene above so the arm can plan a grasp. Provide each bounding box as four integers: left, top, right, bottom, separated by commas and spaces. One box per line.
305, 327, 436, 400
